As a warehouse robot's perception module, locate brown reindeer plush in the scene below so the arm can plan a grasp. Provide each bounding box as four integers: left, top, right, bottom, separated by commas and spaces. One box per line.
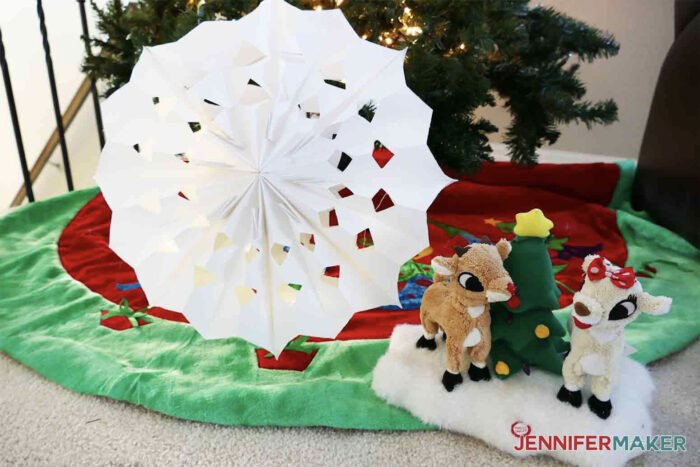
417, 240, 513, 391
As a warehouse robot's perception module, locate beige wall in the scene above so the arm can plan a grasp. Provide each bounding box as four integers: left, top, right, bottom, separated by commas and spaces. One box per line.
478, 0, 674, 159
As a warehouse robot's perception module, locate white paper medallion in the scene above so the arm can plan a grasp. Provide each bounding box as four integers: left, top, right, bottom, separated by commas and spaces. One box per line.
96, 0, 454, 355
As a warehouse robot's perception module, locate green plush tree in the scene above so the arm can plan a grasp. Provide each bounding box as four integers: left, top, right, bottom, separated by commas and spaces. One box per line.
84, 0, 619, 172
490, 209, 568, 379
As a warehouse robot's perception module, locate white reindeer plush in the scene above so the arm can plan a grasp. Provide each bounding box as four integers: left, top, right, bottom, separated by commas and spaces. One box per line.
557, 255, 672, 419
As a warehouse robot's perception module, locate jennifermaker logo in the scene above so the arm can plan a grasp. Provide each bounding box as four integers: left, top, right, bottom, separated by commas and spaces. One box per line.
510, 421, 687, 452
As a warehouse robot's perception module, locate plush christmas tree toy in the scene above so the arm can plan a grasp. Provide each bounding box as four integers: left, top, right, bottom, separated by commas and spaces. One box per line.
557, 255, 672, 419
417, 241, 513, 392
489, 209, 568, 379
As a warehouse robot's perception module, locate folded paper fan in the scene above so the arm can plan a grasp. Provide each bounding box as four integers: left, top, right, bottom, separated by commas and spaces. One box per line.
95, 0, 454, 355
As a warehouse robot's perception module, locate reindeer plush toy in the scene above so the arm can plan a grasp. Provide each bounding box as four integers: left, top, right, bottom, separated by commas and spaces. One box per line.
417, 240, 513, 391
557, 255, 672, 419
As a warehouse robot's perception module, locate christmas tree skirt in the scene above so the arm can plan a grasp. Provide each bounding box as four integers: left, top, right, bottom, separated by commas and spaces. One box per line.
372, 325, 653, 467
0, 161, 698, 432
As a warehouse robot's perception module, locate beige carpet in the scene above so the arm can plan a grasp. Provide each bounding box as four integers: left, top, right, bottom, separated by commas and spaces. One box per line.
1, 340, 697, 466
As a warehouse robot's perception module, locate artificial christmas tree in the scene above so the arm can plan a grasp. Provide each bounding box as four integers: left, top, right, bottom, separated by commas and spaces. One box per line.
84, 0, 620, 171
489, 209, 568, 378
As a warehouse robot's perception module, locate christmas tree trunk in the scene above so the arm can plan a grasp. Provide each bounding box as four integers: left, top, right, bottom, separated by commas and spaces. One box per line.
490, 209, 568, 379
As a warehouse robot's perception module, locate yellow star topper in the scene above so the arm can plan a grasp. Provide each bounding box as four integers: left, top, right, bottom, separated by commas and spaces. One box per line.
513, 209, 553, 238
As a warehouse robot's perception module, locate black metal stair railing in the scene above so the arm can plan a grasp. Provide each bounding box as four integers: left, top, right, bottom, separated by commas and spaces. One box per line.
0, 27, 34, 203
77, 0, 105, 149
37, 0, 74, 192
1, 1, 106, 206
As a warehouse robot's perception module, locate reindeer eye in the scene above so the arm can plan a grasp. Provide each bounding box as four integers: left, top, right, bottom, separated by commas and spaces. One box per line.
609, 299, 637, 321
457, 272, 484, 292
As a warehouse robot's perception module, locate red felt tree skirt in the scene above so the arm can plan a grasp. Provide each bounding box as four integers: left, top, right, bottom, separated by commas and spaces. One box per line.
58, 162, 625, 340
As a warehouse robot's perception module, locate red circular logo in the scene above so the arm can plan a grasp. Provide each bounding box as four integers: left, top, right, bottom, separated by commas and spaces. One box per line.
511, 421, 531, 438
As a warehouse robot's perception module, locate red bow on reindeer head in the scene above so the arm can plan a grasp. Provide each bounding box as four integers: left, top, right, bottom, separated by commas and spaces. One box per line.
586, 256, 637, 289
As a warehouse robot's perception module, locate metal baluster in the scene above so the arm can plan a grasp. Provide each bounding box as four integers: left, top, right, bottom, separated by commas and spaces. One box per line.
37, 0, 74, 191
0, 27, 34, 203
77, 0, 105, 148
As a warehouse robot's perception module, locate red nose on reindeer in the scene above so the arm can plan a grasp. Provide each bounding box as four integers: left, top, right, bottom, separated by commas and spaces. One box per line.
506, 283, 520, 309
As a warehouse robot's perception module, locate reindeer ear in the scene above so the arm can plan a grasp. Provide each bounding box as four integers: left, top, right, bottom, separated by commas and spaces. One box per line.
454, 245, 470, 257
582, 254, 600, 273
639, 292, 672, 316
495, 239, 511, 260
431, 255, 457, 277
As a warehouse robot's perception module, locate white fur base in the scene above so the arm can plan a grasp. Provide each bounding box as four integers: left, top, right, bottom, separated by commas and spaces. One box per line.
372, 325, 655, 467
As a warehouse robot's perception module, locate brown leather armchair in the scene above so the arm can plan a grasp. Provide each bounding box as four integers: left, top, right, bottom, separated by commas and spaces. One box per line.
632, 1, 700, 246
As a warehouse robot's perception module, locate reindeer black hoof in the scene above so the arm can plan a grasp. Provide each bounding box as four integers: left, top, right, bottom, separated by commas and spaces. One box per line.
467, 364, 491, 382
588, 395, 612, 419
557, 385, 582, 408
442, 371, 463, 392
416, 336, 437, 350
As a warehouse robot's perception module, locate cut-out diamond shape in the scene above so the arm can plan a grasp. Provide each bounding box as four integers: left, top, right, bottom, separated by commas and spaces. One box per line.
214, 232, 232, 251
271, 243, 290, 265
321, 124, 340, 140
235, 286, 257, 306
372, 189, 394, 212
322, 265, 340, 286
245, 245, 260, 263
298, 97, 321, 119
358, 101, 376, 122
324, 265, 340, 278
330, 185, 353, 199
179, 184, 197, 202
175, 152, 190, 163
279, 283, 302, 305
320, 209, 339, 227
356, 228, 374, 249
372, 141, 394, 168
299, 107, 320, 119
240, 83, 268, 105
235, 40, 265, 66
324, 79, 346, 90
329, 152, 352, 172
300, 233, 315, 251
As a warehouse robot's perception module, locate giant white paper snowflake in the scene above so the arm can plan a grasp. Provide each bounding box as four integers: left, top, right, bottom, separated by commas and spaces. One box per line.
96, 0, 454, 354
